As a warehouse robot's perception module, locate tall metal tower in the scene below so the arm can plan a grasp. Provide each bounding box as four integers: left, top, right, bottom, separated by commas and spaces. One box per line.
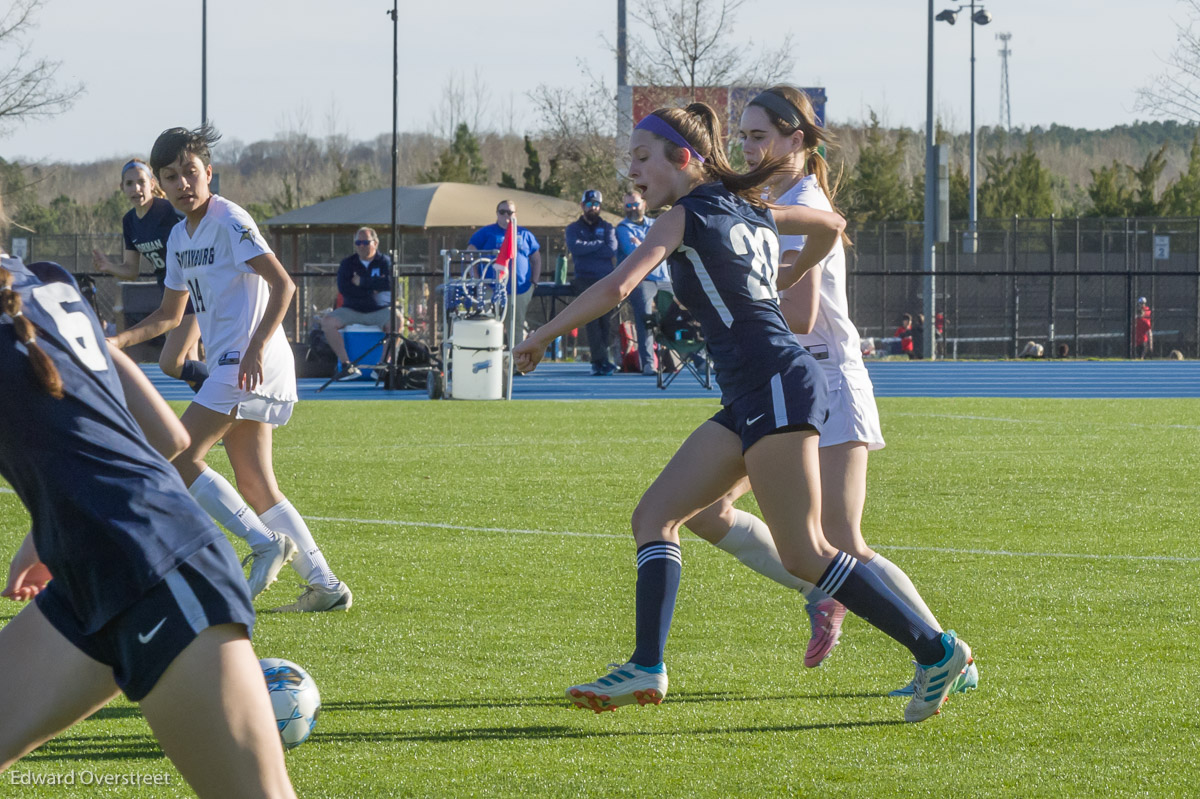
997, 32, 1013, 132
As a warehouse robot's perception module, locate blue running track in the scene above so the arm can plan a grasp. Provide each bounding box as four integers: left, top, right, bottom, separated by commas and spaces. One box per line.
143, 360, 1200, 402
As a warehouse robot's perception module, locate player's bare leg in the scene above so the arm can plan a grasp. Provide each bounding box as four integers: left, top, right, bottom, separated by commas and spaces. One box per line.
139, 623, 296, 799
0, 602, 120, 771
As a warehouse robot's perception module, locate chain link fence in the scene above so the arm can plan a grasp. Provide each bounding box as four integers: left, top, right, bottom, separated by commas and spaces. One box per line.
18, 216, 1200, 360
846, 216, 1200, 358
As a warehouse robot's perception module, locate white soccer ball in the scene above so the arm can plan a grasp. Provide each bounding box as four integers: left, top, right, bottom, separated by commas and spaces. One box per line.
260, 657, 321, 750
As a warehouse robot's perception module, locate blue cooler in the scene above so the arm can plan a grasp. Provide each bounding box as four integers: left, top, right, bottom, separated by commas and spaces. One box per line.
340, 324, 384, 380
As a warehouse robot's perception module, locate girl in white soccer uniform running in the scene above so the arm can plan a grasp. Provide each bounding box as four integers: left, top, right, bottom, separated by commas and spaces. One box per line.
112, 124, 351, 614
686, 87, 975, 694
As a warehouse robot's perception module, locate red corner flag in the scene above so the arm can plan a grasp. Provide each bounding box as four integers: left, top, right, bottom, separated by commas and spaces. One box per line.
494, 216, 517, 283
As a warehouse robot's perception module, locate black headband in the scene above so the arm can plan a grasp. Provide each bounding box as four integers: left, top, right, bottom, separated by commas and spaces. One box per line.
749, 90, 803, 130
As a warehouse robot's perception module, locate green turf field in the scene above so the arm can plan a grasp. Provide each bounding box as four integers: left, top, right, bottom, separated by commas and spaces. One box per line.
2, 397, 1198, 798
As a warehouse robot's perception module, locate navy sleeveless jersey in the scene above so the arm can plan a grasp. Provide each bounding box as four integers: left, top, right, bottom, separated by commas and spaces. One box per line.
123, 198, 183, 287
667, 182, 813, 403
0, 257, 220, 633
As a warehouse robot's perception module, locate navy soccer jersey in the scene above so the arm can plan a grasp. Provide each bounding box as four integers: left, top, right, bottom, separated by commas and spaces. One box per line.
666, 182, 812, 403
0, 257, 220, 634
123, 198, 183, 287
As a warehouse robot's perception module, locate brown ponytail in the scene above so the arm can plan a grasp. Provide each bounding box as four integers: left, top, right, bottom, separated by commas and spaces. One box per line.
647, 103, 795, 207
0, 266, 64, 399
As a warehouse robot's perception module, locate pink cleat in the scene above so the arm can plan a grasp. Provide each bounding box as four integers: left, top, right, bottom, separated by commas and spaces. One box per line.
804, 597, 847, 668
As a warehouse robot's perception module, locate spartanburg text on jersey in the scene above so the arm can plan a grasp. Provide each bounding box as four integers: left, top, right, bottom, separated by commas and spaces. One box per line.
0, 256, 221, 634
775, 175, 870, 392
666, 182, 814, 404
163, 195, 297, 401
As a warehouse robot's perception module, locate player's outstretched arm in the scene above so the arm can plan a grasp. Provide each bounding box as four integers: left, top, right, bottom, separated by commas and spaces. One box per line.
92, 248, 141, 281
108, 288, 189, 349
771, 206, 845, 291
513, 207, 684, 374
109, 345, 190, 460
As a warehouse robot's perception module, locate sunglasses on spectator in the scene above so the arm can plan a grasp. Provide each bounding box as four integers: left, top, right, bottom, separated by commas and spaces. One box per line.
584, 202, 600, 209
625, 203, 640, 209
355, 239, 374, 246
497, 209, 514, 216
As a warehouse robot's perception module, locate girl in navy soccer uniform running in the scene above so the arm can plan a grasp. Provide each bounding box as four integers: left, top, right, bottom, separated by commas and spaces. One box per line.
684, 86, 977, 697
92, 158, 209, 391
513, 102, 973, 723
0, 210, 296, 796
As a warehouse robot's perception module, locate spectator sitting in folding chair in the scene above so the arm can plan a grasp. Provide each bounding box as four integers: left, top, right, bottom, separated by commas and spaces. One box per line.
321, 227, 394, 381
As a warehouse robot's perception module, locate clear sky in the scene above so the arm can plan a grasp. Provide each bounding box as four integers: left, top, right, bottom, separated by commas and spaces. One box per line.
2, 0, 1190, 163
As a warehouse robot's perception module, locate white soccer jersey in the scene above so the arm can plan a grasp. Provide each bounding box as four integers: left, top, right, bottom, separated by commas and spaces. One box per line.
164, 195, 297, 402
776, 175, 870, 392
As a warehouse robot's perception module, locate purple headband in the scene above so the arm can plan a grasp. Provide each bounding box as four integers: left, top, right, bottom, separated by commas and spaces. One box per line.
635, 114, 706, 164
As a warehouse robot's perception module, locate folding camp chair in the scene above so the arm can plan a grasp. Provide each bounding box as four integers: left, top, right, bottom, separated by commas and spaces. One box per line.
647, 289, 713, 390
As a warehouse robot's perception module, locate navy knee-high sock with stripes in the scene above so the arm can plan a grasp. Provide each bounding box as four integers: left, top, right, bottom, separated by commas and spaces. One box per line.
629, 540, 682, 669
817, 551, 947, 666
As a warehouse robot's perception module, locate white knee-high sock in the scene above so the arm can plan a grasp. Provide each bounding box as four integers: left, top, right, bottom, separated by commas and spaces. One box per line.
713, 510, 815, 596
864, 554, 941, 631
188, 468, 276, 549
260, 499, 338, 588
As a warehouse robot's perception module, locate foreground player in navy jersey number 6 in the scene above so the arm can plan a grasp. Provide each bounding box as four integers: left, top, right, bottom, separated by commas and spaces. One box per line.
513, 102, 974, 723
0, 223, 296, 794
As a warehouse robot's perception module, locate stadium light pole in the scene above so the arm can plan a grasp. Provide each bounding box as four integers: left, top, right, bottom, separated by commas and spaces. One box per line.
385, 0, 400, 391
201, 0, 207, 125
923, 1, 937, 360
937, 2, 992, 253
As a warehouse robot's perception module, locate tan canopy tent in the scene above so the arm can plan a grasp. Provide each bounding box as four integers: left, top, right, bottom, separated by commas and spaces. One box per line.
263, 182, 619, 232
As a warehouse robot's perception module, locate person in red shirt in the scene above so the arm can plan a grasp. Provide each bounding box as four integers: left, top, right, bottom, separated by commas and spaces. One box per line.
1134, 302, 1153, 359
894, 313, 913, 356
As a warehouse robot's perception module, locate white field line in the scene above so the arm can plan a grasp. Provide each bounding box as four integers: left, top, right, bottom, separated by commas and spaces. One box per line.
307, 515, 1200, 564
3, 492, 1194, 563
888, 411, 1200, 431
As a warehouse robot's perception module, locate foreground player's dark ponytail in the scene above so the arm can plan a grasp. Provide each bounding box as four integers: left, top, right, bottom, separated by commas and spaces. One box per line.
646, 103, 791, 206
0, 196, 63, 398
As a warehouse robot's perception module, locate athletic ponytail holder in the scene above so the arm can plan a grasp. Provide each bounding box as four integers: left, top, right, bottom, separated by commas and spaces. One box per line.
122, 160, 154, 179
749, 90, 804, 131
635, 114, 706, 164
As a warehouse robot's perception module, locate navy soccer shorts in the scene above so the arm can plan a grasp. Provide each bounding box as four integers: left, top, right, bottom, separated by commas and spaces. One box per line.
36, 540, 255, 701
710, 356, 830, 452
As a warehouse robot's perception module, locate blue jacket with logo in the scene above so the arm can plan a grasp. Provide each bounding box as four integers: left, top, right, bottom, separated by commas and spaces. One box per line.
566, 216, 617, 281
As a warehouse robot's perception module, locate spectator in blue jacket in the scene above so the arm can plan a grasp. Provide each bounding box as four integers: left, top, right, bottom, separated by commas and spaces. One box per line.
467, 199, 542, 346
617, 191, 669, 374
566, 189, 619, 375
321, 227, 394, 381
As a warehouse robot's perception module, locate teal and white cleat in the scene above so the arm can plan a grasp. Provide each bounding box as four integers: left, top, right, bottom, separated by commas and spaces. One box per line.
890, 658, 978, 697
904, 632, 973, 722
950, 660, 979, 693
567, 661, 668, 714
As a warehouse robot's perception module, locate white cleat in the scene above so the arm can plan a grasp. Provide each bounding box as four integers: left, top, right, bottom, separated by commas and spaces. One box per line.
269, 581, 353, 613
242, 535, 298, 598
905, 633, 973, 723
566, 661, 668, 713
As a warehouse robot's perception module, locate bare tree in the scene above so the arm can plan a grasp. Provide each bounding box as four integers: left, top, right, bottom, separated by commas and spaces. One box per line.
429, 69, 491, 140
0, 0, 83, 135
529, 82, 621, 203
1137, 0, 1200, 122
628, 0, 795, 91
